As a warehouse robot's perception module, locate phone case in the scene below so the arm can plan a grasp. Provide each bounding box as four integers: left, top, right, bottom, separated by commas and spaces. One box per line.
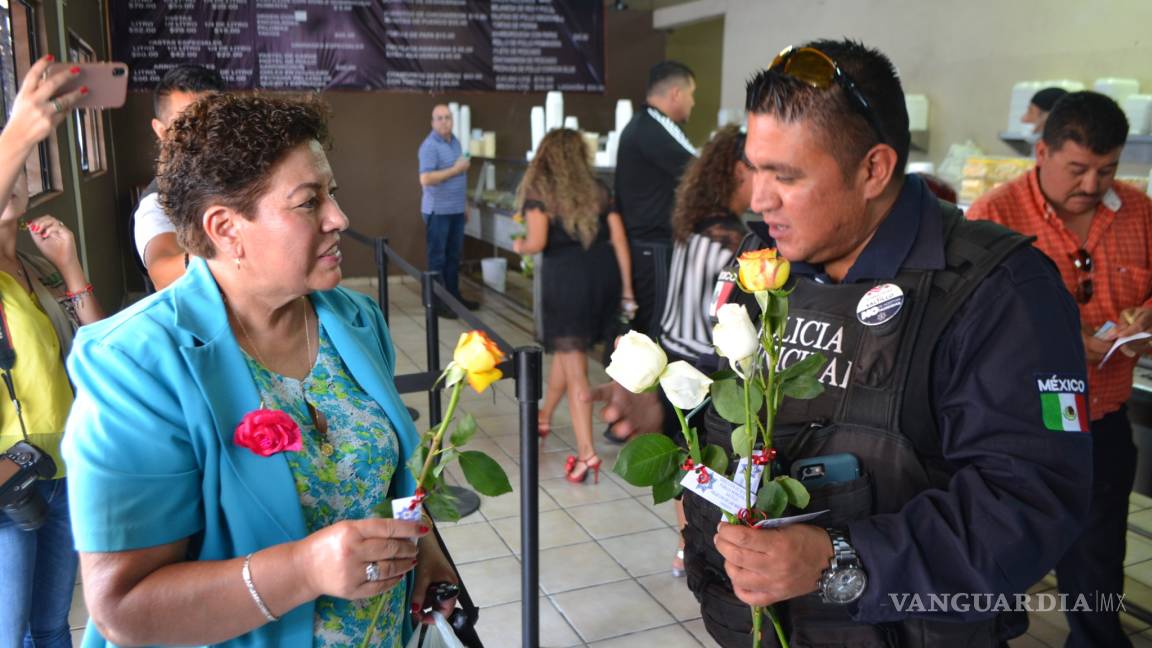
789, 453, 861, 489
47, 62, 128, 109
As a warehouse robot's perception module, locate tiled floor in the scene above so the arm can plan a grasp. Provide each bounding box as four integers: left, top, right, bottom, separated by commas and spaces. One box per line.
62, 275, 1152, 646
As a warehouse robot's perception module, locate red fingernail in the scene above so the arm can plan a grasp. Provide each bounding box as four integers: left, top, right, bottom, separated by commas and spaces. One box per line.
45, 55, 53, 62
28, 224, 37, 231
80, 86, 88, 95
418, 525, 429, 534
411, 558, 419, 566
70, 66, 79, 74
411, 603, 421, 614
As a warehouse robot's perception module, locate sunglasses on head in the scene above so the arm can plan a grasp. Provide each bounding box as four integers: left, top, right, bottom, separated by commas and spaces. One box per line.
1071, 248, 1093, 304
768, 46, 888, 146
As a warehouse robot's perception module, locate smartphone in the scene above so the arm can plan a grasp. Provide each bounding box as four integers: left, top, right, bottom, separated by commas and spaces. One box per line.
1094, 320, 1117, 339
47, 62, 128, 109
789, 453, 861, 489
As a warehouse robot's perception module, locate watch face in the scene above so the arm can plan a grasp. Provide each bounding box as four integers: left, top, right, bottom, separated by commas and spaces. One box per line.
825, 568, 867, 604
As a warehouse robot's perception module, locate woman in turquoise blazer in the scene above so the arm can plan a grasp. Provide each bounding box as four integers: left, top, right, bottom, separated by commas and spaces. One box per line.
62, 94, 457, 647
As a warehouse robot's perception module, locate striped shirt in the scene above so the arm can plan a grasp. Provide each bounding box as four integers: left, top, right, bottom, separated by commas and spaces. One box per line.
418, 130, 467, 215
660, 215, 745, 361
968, 169, 1152, 418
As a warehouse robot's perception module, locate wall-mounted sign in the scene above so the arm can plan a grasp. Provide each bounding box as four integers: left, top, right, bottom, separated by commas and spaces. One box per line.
110, 1, 604, 93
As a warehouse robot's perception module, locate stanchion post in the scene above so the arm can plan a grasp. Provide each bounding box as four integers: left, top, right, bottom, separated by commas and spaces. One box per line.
375, 236, 389, 325
422, 271, 443, 425
516, 347, 542, 648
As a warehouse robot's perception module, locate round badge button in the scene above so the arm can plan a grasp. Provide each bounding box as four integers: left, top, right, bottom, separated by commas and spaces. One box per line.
856, 283, 904, 327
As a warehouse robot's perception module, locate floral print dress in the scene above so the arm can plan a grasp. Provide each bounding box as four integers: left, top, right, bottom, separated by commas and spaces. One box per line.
244, 324, 406, 648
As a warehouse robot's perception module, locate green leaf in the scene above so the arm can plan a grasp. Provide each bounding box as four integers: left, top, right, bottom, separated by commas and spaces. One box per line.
424, 489, 461, 523
766, 291, 789, 336
457, 451, 513, 497
652, 472, 680, 505
782, 374, 823, 400
443, 364, 467, 388
754, 290, 770, 315
406, 445, 428, 482
710, 378, 764, 425
432, 447, 460, 478
729, 425, 753, 459
611, 434, 681, 486
776, 476, 811, 510
755, 481, 788, 518
709, 367, 736, 382
701, 444, 729, 475
780, 352, 826, 383
450, 413, 478, 447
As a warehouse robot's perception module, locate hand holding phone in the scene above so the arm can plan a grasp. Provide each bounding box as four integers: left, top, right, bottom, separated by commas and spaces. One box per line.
46, 62, 128, 109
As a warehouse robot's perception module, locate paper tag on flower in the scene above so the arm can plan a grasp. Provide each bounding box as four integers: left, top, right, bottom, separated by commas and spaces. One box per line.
731, 458, 765, 496
391, 496, 423, 521
752, 509, 829, 529
680, 467, 749, 517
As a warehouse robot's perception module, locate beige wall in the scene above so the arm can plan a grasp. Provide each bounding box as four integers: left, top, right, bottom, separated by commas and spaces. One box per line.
718, 0, 1152, 167
666, 16, 725, 145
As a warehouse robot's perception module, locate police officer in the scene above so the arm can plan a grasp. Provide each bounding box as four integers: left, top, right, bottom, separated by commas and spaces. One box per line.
591, 39, 1091, 646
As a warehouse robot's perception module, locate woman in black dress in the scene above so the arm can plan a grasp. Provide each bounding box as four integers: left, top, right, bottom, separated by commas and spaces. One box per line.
512, 129, 633, 483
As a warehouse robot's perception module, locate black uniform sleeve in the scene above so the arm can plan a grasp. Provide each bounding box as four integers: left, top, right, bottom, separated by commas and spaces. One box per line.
846, 246, 1093, 623
643, 120, 695, 180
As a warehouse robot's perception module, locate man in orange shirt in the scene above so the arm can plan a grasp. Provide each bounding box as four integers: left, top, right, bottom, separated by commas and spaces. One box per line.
969, 91, 1152, 648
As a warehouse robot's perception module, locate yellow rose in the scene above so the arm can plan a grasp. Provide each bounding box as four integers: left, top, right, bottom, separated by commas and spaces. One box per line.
737, 248, 790, 292
453, 330, 505, 393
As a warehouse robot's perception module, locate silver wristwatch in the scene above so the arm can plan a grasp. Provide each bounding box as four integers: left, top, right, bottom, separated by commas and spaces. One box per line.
819, 528, 867, 605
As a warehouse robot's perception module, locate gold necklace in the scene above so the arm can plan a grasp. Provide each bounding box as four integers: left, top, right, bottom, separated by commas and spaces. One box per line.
232, 298, 333, 457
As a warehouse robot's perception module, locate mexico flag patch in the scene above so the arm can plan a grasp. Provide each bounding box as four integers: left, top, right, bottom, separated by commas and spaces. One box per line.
1035, 374, 1089, 433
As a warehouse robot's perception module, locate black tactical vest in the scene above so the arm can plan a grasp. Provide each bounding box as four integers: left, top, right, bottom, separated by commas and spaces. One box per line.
683, 203, 1031, 647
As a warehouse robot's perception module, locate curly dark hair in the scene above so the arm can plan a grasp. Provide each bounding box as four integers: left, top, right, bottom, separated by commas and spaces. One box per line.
672, 125, 745, 242
157, 93, 330, 258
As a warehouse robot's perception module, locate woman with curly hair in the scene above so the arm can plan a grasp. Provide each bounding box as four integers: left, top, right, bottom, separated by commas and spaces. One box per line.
62, 93, 456, 647
513, 129, 633, 484
658, 124, 751, 576
660, 124, 751, 361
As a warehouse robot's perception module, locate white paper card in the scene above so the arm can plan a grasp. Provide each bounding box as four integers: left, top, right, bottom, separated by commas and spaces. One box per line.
753, 509, 829, 529
680, 467, 752, 516
391, 496, 423, 521
1099, 331, 1152, 368
731, 458, 765, 495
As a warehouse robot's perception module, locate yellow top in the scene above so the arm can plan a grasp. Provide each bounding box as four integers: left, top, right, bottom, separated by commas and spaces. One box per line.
0, 271, 72, 476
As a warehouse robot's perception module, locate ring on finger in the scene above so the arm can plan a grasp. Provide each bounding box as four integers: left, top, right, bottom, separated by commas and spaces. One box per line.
365, 561, 382, 583
50, 99, 62, 114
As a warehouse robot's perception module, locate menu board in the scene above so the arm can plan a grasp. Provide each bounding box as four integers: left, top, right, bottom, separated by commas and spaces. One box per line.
110, 1, 604, 92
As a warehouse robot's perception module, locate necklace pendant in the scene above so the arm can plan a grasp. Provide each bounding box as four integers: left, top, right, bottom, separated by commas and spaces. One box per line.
320, 442, 334, 457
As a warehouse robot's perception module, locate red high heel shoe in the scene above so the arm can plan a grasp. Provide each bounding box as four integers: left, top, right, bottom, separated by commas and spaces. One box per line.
565, 455, 601, 484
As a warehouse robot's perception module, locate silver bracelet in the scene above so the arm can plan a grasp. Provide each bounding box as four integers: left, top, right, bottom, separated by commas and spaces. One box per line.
242, 553, 279, 623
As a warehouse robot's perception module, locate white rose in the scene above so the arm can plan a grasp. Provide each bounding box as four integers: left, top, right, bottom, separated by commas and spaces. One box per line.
605, 331, 667, 393
659, 360, 713, 410
713, 304, 760, 363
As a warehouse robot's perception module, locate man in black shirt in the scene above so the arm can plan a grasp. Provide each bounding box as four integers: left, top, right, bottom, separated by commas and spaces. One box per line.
614, 61, 698, 336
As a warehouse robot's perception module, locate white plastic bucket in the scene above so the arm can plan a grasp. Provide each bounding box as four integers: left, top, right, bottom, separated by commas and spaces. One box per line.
481, 257, 507, 293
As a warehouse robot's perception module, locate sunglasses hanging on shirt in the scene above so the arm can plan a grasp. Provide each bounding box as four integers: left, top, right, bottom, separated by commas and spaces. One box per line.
1070, 248, 1093, 304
